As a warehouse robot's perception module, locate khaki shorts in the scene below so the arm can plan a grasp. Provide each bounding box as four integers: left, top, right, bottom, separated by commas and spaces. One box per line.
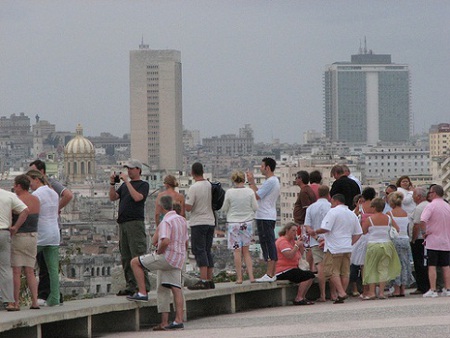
311, 246, 325, 265
323, 251, 351, 279
139, 253, 182, 288
11, 232, 37, 268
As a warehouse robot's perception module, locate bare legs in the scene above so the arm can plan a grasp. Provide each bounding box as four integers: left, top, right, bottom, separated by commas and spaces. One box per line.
234, 246, 255, 283
295, 279, 314, 302
13, 266, 39, 308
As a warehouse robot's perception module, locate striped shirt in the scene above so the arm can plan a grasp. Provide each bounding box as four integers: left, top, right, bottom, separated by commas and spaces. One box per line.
158, 211, 189, 269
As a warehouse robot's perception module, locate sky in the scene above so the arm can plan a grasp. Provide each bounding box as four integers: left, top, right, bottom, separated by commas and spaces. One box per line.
1, 1, 449, 144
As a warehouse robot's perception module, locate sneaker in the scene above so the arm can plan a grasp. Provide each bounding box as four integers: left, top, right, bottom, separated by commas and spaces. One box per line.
441, 289, 450, 297
165, 322, 184, 330
208, 280, 216, 289
126, 293, 148, 302
187, 280, 210, 290
423, 290, 438, 298
255, 274, 276, 283
37, 299, 47, 307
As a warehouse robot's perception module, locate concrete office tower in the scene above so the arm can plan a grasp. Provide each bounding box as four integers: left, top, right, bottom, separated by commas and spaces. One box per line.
324, 46, 411, 144
130, 40, 182, 171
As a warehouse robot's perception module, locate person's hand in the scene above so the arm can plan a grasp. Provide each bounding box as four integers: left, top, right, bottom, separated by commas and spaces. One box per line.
318, 237, 325, 249
110, 172, 116, 184
9, 226, 18, 236
307, 228, 315, 236
246, 171, 254, 184
120, 172, 129, 182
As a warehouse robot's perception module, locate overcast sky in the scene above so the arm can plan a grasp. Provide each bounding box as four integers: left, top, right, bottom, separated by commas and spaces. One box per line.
1, 1, 449, 143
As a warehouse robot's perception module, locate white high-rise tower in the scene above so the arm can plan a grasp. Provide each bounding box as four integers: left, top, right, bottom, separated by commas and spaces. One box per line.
130, 40, 182, 171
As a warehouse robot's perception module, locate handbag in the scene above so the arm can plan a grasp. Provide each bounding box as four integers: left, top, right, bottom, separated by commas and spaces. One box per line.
388, 215, 399, 240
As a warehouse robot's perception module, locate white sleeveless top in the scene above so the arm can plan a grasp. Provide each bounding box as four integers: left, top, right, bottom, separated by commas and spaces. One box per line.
367, 216, 391, 243
388, 212, 409, 239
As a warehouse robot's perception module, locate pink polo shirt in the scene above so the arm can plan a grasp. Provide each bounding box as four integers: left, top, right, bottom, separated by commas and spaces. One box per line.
421, 198, 450, 251
158, 211, 189, 269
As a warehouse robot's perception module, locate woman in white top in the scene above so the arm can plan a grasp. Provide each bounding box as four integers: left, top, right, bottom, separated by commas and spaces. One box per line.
388, 192, 415, 297
221, 171, 258, 284
362, 198, 401, 300
27, 170, 60, 307
396, 175, 416, 217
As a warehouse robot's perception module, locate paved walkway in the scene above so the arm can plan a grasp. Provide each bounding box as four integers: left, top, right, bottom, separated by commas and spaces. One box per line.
100, 291, 450, 337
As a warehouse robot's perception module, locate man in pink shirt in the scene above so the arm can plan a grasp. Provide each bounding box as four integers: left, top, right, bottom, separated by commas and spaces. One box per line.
129, 195, 189, 330
421, 185, 450, 298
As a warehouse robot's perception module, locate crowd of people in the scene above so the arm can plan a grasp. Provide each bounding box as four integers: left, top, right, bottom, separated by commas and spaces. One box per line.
2, 157, 450, 331
1, 160, 73, 311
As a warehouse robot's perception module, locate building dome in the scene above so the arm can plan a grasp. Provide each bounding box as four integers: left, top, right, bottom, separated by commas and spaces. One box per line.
65, 124, 94, 154
64, 124, 96, 183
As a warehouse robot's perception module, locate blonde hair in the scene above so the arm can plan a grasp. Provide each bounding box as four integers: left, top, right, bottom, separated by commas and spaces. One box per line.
278, 222, 297, 237
26, 169, 50, 186
388, 191, 404, 207
231, 171, 245, 184
163, 175, 178, 188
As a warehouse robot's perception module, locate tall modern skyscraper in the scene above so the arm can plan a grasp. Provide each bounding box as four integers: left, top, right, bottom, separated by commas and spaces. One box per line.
130, 41, 182, 171
324, 47, 411, 144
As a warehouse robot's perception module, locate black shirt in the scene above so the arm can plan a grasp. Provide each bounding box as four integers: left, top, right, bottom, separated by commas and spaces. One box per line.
330, 176, 360, 210
116, 180, 149, 223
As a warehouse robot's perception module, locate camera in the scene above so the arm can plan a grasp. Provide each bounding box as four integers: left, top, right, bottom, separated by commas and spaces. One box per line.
114, 173, 121, 183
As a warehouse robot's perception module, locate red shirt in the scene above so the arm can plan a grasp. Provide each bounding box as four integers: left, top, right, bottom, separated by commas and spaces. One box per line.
275, 236, 300, 274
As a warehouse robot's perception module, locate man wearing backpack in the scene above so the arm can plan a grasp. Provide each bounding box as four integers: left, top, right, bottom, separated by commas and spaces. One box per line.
185, 162, 216, 290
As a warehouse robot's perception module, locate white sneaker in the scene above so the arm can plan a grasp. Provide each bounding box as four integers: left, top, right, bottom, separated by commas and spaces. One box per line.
441, 289, 450, 297
255, 274, 276, 283
37, 299, 47, 307
423, 290, 438, 298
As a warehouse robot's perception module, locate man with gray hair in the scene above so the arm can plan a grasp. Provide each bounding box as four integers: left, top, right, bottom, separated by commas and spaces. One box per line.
128, 195, 189, 330
410, 186, 430, 294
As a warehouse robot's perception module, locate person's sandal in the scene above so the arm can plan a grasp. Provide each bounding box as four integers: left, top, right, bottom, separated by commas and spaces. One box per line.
152, 324, 167, 331
6, 304, 20, 311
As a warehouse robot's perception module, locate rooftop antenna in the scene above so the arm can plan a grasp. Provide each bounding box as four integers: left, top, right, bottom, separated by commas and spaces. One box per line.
139, 35, 149, 50
358, 39, 362, 54
364, 36, 367, 54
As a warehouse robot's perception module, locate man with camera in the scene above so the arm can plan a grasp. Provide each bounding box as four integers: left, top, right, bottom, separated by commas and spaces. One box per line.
109, 159, 150, 296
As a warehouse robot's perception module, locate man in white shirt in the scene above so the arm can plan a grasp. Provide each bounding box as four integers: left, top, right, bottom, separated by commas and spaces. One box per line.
247, 157, 280, 282
185, 162, 216, 290
305, 185, 331, 302
310, 193, 362, 304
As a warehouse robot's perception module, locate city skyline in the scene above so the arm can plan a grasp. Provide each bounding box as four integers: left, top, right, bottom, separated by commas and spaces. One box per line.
1, 1, 449, 143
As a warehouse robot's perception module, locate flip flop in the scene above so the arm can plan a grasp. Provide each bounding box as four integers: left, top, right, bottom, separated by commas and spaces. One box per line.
153, 324, 167, 331
30, 306, 41, 310
361, 296, 376, 300
6, 305, 20, 311
377, 295, 387, 300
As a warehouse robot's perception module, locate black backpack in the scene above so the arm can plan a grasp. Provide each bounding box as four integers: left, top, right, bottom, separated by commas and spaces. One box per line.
210, 181, 225, 211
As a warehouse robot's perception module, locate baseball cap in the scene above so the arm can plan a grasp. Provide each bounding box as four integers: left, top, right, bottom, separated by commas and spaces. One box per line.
123, 159, 142, 169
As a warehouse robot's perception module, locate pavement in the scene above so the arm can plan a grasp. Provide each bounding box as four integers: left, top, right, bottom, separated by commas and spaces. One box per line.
99, 290, 450, 338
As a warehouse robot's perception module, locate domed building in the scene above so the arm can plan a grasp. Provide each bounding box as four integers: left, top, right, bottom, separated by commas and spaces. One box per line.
64, 124, 96, 183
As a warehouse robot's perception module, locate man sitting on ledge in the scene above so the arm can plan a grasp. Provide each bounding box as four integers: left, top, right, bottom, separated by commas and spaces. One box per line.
128, 195, 189, 330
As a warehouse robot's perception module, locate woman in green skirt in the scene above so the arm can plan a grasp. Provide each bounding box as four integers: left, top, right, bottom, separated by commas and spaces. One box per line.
361, 198, 401, 300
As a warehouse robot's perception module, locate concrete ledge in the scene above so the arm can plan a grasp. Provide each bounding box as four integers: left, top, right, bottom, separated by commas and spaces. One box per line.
0, 281, 302, 338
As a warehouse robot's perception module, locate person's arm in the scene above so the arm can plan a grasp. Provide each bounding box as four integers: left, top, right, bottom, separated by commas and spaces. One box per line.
280, 238, 304, 260
293, 193, 302, 224
157, 237, 170, 255
352, 234, 362, 245
155, 194, 162, 226
109, 173, 119, 201
246, 172, 260, 199
123, 180, 144, 202
412, 222, 421, 242
361, 217, 370, 234
59, 189, 73, 211
10, 208, 29, 236
178, 195, 186, 218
